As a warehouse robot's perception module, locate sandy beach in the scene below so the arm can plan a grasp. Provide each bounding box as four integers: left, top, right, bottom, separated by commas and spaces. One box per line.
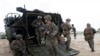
71, 33, 100, 56
0, 33, 100, 56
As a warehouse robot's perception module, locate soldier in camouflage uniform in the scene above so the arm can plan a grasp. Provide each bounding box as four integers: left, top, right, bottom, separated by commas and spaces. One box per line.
31, 16, 44, 45
10, 34, 26, 56
61, 18, 72, 50
72, 24, 76, 39
44, 15, 58, 56
84, 23, 96, 52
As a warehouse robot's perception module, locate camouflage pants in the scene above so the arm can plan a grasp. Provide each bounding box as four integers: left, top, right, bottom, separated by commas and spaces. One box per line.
74, 32, 76, 39
65, 35, 71, 50
46, 37, 58, 56
13, 46, 26, 56
87, 39, 94, 51
13, 50, 26, 56
35, 29, 41, 45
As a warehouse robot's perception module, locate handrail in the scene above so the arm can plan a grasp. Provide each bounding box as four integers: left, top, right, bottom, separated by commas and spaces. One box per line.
6, 13, 21, 18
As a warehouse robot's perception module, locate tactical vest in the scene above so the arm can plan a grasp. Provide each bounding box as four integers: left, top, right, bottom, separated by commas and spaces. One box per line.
84, 28, 94, 35
84, 27, 94, 41
61, 23, 71, 36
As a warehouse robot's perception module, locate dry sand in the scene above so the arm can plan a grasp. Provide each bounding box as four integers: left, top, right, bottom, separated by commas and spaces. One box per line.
0, 33, 100, 56
71, 33, 100, 56
0, 39, 13, 56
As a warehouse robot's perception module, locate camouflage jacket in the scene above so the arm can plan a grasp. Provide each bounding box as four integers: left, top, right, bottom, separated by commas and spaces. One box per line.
84, 27, 96, 40
10, 40, 26, 51
45, 22, 58, 38
84, 27, 96, 36
61, 22, 72, 35
31, 19, 44, 28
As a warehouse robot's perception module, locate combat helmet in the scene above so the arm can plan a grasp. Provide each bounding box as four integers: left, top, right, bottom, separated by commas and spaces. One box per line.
37, 16, 42, 19
44, 15, 52, 20
87, 23, 91, 27
66, 18, 71, 22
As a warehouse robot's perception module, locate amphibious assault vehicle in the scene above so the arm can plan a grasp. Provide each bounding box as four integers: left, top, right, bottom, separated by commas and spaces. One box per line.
4, 7, 79, 56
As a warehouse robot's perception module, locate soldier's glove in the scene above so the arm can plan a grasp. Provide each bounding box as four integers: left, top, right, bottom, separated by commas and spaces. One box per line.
46, 31, 50, 34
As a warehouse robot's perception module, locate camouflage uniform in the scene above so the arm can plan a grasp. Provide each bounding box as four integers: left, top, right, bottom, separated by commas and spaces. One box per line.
61, 18, 72, 50
44, 15, 58, 56
31, 16, 44, 45
84, 23, 96, 52
72, 24, 76, 39
10, 34, 26, 56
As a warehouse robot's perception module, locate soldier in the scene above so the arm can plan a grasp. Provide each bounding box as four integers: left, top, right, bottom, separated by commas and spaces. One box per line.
31, 16, 44, 45
44, 15, 58, 56
10, 34, 26, 56
61, 18, 72, 50
72, 24, 77, 39
84, 23, 96, 52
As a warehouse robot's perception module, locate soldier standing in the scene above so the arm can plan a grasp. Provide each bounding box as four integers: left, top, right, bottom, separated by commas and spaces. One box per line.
61, 18, 72, 50
31, 16, 44, 45
44, 15, 58, 56
72, 24, 77, 39
10, 34, 26, 56
84, 23, 96, 52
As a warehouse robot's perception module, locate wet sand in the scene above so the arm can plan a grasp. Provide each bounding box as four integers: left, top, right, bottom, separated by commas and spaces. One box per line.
0, 33, 100, 56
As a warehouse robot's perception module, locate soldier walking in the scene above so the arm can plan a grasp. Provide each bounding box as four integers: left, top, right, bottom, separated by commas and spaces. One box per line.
84, 23, 96, 52
44, 15, 58, 56
72, 24, 77, 39
61, 18, 72, 50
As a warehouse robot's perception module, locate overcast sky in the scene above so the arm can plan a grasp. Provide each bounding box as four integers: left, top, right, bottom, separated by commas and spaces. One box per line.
0, 0, 100, 32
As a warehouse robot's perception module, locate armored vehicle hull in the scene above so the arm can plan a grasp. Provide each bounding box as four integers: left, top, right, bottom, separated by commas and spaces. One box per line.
4, 7, 79, 56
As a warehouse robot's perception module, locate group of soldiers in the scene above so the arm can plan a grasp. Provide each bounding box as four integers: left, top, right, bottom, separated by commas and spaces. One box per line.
61, 18, 96, 52
10, 15, 96, 56
32, 15, 59, 56
31, 15, 77, 56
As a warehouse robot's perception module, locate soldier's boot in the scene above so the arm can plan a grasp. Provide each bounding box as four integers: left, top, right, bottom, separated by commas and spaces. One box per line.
88, 43, 95, 52
91, 46, 95, 52
91, 44, 95, 52
65, 39, 71, 51
89, 40, 95, 52
91, 49, 95, 52
65, 42, 71, 51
